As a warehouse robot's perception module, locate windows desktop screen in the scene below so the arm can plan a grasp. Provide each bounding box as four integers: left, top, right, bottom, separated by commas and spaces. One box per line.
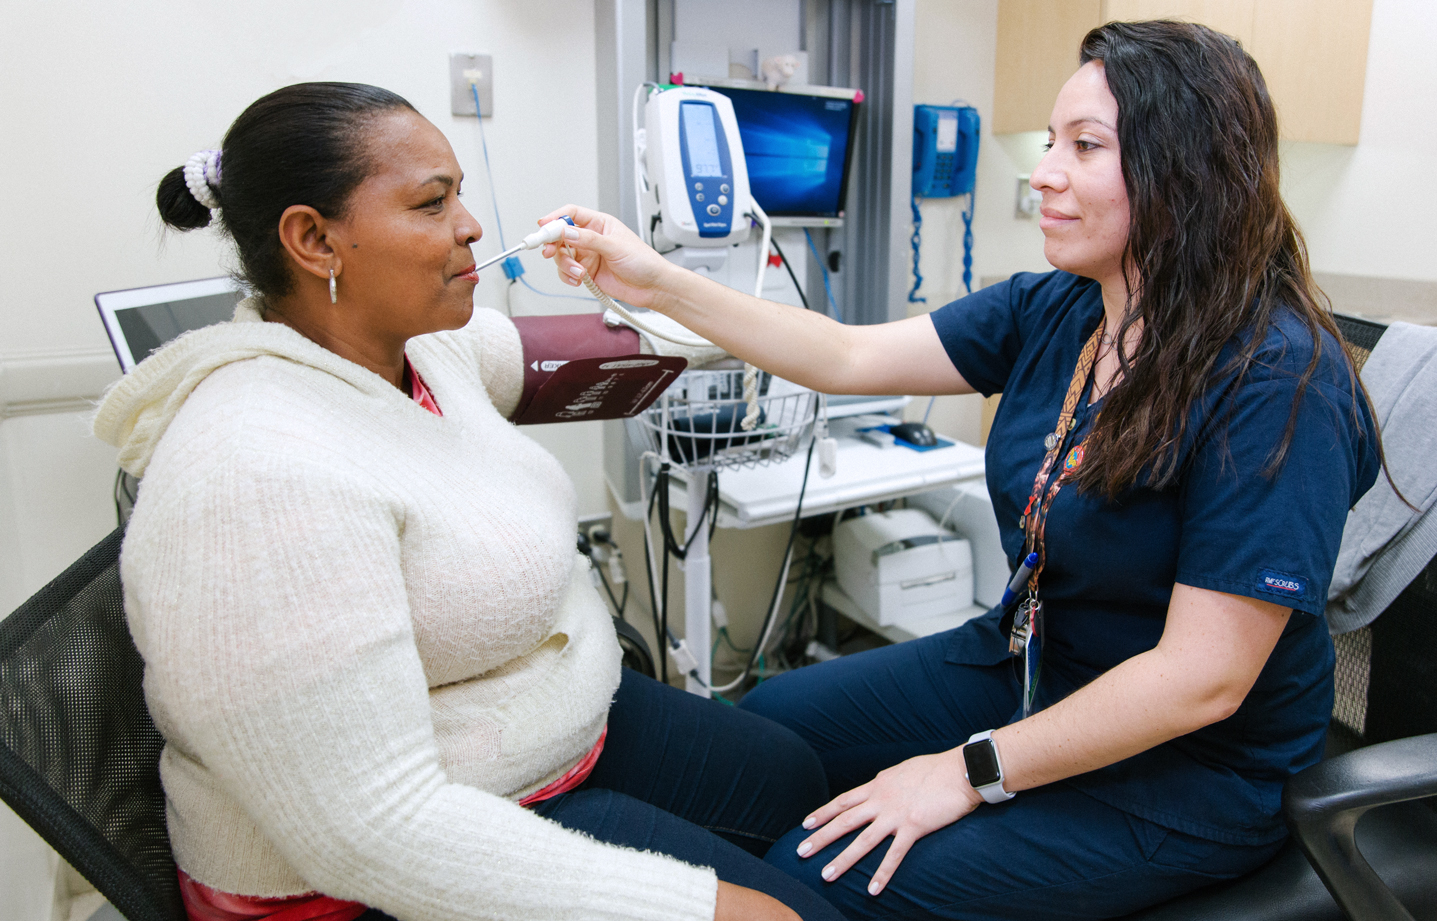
708, 86, 857, 218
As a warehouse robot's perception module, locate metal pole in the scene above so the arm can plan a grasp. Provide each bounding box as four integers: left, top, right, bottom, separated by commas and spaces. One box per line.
684, 468, 712, 696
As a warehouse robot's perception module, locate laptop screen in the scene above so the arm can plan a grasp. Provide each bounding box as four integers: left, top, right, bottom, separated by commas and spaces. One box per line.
95, 277, 244, 372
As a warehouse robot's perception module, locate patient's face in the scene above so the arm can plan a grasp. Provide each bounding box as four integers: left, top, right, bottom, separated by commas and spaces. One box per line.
326, 110, 483, 343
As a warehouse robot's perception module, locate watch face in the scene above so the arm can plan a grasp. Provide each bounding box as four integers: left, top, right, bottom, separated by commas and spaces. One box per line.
964, 739, 1001, 787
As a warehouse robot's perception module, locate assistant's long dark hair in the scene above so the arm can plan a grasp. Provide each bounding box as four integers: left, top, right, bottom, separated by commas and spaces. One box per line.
1072, 20, 1363, 497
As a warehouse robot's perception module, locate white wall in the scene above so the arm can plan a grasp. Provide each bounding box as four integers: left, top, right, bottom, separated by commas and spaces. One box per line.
1283, 0, 1437, 284
0, 2, 601, 917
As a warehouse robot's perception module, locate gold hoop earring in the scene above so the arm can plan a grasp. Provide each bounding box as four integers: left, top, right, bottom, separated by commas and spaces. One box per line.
329, 268, 337, 304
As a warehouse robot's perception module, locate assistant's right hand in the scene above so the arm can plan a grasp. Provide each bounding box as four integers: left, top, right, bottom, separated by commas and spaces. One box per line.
537, 205, 676, 312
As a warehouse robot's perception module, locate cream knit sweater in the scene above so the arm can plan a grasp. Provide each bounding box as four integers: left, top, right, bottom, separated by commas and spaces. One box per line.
92, 300, 717, 921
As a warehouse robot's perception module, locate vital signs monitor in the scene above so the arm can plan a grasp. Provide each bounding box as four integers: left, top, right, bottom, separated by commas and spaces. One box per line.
642, 86, 753, 249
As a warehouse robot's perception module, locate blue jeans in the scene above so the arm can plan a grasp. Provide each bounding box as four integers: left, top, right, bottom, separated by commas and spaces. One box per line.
362, 667, 845, 921
740, 630, 1285, 920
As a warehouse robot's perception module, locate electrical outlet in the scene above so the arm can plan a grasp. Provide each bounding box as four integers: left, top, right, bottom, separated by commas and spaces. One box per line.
450, 53, 493, 117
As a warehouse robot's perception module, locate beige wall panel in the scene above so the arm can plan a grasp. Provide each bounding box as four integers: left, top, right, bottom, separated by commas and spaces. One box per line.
994, 0, 1103, 133
1251, 0, 1372, 144
1100, 0, 1255, 43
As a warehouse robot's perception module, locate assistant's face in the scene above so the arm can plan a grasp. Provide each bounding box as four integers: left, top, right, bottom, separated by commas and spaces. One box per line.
329, 110, 482, 340
1030, 61, 1131, 288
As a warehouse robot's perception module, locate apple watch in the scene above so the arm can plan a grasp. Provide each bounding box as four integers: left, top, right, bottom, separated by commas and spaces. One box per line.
963, 730, 1015, 804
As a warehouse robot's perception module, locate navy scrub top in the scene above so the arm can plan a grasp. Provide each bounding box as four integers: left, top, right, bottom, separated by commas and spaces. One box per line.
930, 271, 1379, 845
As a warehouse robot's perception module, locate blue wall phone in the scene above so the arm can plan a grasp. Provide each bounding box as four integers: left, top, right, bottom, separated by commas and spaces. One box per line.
913, 104, 979, 198
909, 104, 981, 302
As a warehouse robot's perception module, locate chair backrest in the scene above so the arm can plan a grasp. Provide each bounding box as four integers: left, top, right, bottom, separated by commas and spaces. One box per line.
1328, 314, 1437, 758
1333, 313, 1386, 374
1328, 314, 1384, 751
0, 528, 184, 921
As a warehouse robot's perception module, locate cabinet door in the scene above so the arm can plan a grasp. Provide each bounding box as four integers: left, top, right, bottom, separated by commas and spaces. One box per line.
992, 0, 1372, 144
1101, 0, 1255, 43
994, 0, 1103, 134
1250, 0, 1372, 144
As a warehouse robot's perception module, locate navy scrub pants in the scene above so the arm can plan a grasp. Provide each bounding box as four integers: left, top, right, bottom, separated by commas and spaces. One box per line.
740, 629, 1286, 920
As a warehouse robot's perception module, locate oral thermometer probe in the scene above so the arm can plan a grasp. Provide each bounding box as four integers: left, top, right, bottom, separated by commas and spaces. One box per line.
474, 216, 577, 273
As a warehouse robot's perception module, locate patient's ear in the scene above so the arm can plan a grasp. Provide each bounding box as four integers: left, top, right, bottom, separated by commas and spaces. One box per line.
277, 205, 339, 282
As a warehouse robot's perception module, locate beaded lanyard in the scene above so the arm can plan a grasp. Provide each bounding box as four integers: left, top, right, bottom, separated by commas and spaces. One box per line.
1010, 317, 1105, 716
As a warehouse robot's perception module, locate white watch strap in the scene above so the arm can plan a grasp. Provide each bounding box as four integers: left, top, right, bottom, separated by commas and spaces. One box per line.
965, 729, 1015, 803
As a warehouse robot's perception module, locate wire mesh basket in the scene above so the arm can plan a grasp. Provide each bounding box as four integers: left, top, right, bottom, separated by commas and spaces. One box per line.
632, 369, 819, 470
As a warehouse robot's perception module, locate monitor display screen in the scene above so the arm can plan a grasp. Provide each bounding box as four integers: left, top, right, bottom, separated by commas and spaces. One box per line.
705, 86, 858, 219
681, 103, 724, 177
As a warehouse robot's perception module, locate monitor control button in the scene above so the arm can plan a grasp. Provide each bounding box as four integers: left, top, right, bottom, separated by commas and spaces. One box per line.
707, 204, 721, 216
720, 184, 730, 194
717, 195, 728, 205
695, 193, 705, 202
693, 182, 704, 191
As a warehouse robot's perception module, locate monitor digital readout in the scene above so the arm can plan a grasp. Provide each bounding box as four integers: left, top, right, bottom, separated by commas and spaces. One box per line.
681, 103, 724, 177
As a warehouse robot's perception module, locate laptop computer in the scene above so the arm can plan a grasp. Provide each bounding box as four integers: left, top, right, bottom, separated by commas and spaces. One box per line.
95, 276, 244, 373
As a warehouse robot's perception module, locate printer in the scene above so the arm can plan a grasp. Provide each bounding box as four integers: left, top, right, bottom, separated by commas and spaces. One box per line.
833, 508, 973, 626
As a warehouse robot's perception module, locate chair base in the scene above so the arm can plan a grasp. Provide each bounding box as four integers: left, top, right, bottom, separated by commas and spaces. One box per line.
1119, 801, 1437, 921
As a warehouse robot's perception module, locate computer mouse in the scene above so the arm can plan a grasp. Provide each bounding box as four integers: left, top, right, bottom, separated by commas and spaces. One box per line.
890, 422, 938, 447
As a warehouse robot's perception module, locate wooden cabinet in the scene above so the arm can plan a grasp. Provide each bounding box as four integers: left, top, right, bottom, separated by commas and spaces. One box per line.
993, 0, 1373, 144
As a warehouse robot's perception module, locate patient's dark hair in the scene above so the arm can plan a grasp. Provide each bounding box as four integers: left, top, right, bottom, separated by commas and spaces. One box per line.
156, 82, 416, 299
1071, 20, 1362, 497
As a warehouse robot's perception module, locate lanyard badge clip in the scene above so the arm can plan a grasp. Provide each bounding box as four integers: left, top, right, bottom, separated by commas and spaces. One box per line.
1008, 596, 1036, 656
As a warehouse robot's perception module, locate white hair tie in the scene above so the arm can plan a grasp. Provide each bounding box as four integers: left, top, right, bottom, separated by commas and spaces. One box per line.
183, 149, 222, 210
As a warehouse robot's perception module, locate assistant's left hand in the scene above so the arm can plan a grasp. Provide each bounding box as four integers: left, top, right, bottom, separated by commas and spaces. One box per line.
796, 749, 983, 896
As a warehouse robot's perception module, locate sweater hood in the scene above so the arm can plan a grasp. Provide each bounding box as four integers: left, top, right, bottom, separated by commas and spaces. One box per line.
93, 296, 391, 477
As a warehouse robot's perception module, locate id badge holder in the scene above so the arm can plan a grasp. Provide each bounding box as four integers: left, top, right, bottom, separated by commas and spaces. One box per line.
1022, 599, 1043, 718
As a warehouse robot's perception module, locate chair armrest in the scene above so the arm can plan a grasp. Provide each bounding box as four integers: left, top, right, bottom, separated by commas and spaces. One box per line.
1287, 733, 1437, 820
1283, 733, 1437, 921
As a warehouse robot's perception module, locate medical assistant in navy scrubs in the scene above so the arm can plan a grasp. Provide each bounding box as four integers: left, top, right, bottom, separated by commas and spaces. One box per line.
542, 19, 1383, 920
743, 268, 1378, 918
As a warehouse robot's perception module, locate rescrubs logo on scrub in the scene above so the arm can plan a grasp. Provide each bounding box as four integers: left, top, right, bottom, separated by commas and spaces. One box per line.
1258, 569, 1306, 598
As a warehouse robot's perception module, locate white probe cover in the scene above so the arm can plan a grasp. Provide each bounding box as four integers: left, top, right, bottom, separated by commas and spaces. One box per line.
522, 218, 572, 250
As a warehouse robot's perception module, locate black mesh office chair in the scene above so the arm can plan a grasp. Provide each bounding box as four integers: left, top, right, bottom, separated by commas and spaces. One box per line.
1123, 314, 1437, 920
0, 527, 184, 921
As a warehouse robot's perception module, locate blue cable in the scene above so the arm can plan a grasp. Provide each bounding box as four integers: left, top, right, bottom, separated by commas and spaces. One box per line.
804, 229, 842, 322
519, 275, 591, 302
909, 189, 976, 303
471, 84, 508, 250
471, 84, 589, 302
908, 193, 926, 303
961, 190, 975, 296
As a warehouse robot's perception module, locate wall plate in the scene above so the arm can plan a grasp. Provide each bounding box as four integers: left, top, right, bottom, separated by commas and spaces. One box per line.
450, 53, 493, 117
1014, 174, 1042, 219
